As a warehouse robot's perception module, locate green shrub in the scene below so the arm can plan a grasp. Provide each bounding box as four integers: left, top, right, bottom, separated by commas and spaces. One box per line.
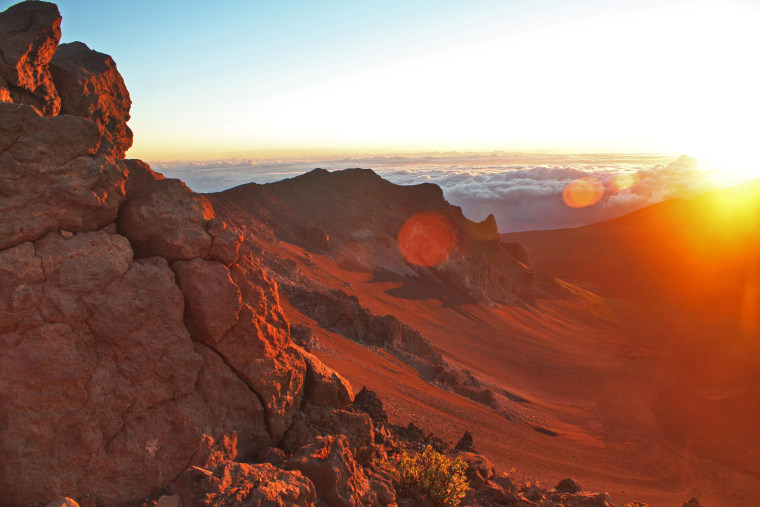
393, 446, 469, 506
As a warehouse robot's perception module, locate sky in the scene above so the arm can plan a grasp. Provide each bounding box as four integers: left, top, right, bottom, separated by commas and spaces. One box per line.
7, 0, 758, 176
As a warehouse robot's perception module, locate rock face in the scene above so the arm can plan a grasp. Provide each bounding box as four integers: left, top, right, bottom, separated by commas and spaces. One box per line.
50, 41, 133, 158
174, 462, 317, 507
0, 1, 61, 116
0, 3, 347, 505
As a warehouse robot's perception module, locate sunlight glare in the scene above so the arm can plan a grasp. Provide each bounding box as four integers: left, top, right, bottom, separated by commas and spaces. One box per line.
397, 212, 455, 266
563, 177, 605, 209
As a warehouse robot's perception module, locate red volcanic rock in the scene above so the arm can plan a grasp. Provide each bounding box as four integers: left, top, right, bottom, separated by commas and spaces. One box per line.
50, 41, 132, 158
301, 348, 354, 410
173, 254, 306, 443
44, 498, 79, 507
173, 258, 242, 343
281, 407, 374, 460
0, 102, 127, 250
556, 477, 584, 493
118, 175, 214, 261
174, 462, 317, 507
0, 230, 279, 505
207, 217, 244, 265
287, 435, 372, 507
193, 344, 271, 459
0, 1, 61, 116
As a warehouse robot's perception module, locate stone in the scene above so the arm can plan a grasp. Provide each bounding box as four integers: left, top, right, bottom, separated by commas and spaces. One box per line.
556, 477, 583, 493
0, 102, 127, 250
454, 430, 476, 453
50, 41, 132, 158
300, 348, 354, 410
352, 386, 388, 424
287, 435, 371, 507
207, 217, 244, 264
0, 0, 61, 116
174, 461, 316, 507
0, 231, 270, 505
281, 407, 374, 461
118, 176, 214, 261
44, 498, 79, 507
451, 451, 494, 490
173, 258, 242, 344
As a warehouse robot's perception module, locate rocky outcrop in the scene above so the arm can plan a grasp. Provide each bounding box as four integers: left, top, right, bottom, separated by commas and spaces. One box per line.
287, 435, 372, 507
50, 41, 132, 158
0, 3, 349, 505
0, 101, 126, 250
174, 462, 317, 507
0, 1, 61, 116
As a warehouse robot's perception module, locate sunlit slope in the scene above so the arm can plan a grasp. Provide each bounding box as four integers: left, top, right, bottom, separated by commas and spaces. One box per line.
505, 178, 760, 336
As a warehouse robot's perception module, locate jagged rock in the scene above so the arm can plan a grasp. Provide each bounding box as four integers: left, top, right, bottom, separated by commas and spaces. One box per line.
352, 386, 388, 424
207, 217, 244, 265
452, 451, 494, 490
290, 322, 320, 350
173, 258, 242, 344
50, 41, 132, 158
683, 498, 701, 507
475, 480, 524, 506
300, 348, 354, 410
0, 0, 61, 116
174, 462, 316, 507
366, 468, 397, 507
0, 102, 127, 250
454, 430, 477, 453
44, 498, 79, 507
281, 407, 374, 462
174, 254, 305, 442
256, 447, 287, 467
556, 477, 583, 493
0, 232, 204, 504
193, 343, 270, 459
491, 472, 518, 494
287, 435, 372, 507
284, 286, 443, 364
119, 174, 214, 261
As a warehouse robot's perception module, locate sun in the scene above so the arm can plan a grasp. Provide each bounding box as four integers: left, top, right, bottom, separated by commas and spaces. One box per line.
698, 147, 760, 187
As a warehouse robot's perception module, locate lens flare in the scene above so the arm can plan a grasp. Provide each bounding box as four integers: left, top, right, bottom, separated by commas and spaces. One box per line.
610, 172, 638, 193
397, 212, 455, 266
562, 177, 605, 208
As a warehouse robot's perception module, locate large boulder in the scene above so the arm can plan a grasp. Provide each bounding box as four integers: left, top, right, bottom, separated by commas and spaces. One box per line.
0, 0, 61, 115
0, 102, 127, 250
50, 41, 132, 158
287, 435, 372, 507
0, 231, 268, 505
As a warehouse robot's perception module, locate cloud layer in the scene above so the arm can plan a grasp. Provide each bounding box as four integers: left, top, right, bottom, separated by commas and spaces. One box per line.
153, 153, 718, 232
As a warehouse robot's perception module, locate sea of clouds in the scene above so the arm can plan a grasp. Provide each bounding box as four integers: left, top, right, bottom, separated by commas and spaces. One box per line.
151, 153, 718, 232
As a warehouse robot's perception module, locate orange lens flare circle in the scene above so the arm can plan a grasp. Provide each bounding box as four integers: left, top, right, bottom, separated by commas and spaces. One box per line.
397, 212, 455, 267
562, 177, 605, 208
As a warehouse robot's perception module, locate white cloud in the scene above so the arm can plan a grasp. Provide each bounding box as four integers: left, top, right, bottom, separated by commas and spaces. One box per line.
152, 153, 719, 232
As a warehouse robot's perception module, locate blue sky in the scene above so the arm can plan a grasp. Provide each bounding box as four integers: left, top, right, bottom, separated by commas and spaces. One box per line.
3, 0, 759, 179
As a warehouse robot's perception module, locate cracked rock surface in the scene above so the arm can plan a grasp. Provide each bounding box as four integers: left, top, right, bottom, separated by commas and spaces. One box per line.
0, 2, 345, 505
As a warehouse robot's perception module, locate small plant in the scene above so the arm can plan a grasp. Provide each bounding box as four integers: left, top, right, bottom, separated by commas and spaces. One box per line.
392, 446, 469, 506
